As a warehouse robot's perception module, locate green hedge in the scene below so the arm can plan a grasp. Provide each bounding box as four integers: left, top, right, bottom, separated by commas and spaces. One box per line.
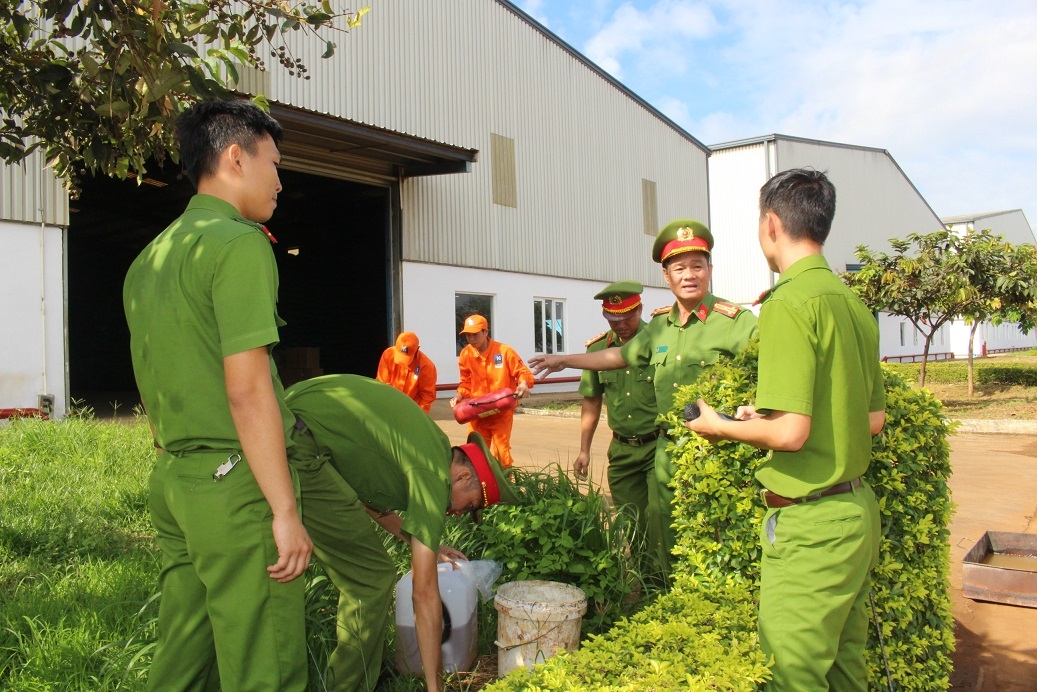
485, 584, 769, 691
885, 359, 1037, 386
664, 341, 955, 691
489, 340, 955, 691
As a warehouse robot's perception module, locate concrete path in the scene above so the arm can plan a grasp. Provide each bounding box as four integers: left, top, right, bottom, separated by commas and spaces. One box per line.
430, 398, 1037, 691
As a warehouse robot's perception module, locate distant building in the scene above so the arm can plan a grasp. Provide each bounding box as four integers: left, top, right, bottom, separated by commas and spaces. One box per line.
709, 134, 1037, 361
941, 210, 1037, 358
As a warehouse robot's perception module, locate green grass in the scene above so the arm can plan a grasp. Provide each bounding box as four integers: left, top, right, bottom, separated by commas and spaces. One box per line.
0, 412, 159, 691
0, 412, 650, 691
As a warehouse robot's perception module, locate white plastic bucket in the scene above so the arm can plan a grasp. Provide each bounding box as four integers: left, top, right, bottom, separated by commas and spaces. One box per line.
494, 580, 587, 676
395, 563, 479, 674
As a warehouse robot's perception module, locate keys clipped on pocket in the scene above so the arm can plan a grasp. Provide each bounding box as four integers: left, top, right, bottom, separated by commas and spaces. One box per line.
213, 453, 242, 481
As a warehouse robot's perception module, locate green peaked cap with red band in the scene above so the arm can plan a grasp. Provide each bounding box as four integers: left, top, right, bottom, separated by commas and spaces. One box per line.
459, 432, 520, 506
652, 218, 714, 263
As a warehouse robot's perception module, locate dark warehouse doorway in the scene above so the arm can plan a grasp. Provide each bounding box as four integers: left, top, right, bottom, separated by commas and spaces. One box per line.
67, 165, 393, 414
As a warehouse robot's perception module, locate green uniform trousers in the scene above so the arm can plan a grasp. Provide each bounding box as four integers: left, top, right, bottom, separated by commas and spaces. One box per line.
605, 437, 656, 540
147, 449, 308, 692
759, 481, 880, 691
290, 427, 397, 692
645, 436, 677, 575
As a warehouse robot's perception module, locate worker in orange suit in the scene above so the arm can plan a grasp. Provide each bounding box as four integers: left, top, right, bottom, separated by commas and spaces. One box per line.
449, 314, 534, 468
375, 331, 438, 413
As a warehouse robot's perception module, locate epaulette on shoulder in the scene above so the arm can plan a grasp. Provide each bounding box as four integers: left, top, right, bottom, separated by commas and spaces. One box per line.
650, 305, 671, 318
585, 330, 609, 347
713, 301, 741, 319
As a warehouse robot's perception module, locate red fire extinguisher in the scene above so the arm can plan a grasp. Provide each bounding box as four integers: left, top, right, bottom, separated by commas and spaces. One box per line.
452, 388, 518, 424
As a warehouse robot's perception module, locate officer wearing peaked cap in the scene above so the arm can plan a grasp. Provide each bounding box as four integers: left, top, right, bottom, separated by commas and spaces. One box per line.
576, 280, 657, 543
529, 219, 757, 577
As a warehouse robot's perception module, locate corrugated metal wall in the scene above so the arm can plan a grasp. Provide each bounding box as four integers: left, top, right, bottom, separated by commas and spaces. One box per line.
0, 149, 69, 226
707, 143, 775, 304
948, 211, 1036, 246
240, 0, 709, 286
774, 138, 944, 272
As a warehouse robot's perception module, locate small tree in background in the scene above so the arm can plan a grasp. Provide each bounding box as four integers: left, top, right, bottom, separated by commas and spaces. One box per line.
844, 230, 974, 387
956, 232, 1037, 395
0, 0, 369, 193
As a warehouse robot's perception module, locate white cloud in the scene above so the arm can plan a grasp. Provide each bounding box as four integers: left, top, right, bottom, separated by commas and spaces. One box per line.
516, 0, 551, 29
579, 0, 1037, 222
584, 1, 720, 78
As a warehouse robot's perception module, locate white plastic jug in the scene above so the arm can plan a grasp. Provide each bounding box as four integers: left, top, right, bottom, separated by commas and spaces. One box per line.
395, 562, 478, 674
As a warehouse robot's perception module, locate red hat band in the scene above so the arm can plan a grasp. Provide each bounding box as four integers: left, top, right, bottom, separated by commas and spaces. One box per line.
602, 294, 641, 314
460, 442, 500, 506
661, 236, 710, 262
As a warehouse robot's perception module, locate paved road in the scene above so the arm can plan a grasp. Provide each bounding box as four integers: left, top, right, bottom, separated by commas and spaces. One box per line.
431, 399, 1037, 691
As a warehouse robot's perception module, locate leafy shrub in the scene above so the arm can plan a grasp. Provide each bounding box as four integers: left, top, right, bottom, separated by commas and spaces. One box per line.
484, 583, 769, 691
662, 340, 955, 691
465, 467, 649, 635
885, 359, 1037, 386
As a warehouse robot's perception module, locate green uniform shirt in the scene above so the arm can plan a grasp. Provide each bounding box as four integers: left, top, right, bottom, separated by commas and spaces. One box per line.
620, 294, 758, 419
284, 374, 453, 552
578, 322, 657, 437
123, 194, 293, 453
754, 254, 885, 498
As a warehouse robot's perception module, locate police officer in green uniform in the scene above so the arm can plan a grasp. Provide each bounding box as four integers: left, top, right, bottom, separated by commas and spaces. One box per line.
576, 280, 657, 539
530, 220, 757, 573
686, 169, 885, 691
284, 374, 519, 692
124, 100, 314, 690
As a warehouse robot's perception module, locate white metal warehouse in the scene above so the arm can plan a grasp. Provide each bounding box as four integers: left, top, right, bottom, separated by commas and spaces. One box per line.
708, 133, 1037, 361
0, 0, 708, 418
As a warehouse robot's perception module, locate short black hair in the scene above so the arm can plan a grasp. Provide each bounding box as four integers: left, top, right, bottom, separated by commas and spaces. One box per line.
759, 168, 836, 245
176, 99, 283, 188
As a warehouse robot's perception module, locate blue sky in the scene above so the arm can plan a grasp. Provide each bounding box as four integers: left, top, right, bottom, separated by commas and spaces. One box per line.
516, 0, 1037, 228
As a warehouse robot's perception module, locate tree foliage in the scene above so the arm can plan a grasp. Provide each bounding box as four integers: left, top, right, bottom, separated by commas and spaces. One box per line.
844, 229, 1037, 390
0, 0, 369, 194
844, 230, 974, 386
954, 230, 1037, 395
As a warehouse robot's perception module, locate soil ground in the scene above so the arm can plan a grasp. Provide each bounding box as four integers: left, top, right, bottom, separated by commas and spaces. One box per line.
428, 397, 1037, 691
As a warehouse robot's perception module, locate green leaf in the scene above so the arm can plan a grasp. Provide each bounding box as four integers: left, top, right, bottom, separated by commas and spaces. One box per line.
305, 11, 333, 25
168, 42, 200, 59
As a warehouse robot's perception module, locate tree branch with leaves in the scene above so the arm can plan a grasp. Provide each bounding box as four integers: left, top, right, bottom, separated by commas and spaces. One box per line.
843, 230, 975, 387
955, 231, 1037, 395
0, 0, 369, 195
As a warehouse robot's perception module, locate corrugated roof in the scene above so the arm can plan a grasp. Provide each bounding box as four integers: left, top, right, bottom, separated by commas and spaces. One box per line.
496, 0, 710, 155
711, 133, 943, 227
710, 132, 887, 155
940, 210, 1022, 224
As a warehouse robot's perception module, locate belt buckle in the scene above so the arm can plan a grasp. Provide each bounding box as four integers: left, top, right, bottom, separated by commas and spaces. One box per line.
628, 435, 641, 446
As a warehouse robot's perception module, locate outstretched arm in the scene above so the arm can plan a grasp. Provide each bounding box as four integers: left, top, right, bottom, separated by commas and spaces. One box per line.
527, 347, 627, 379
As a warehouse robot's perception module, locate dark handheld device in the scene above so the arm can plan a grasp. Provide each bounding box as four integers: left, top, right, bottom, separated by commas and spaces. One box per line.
683, 402, 736, 422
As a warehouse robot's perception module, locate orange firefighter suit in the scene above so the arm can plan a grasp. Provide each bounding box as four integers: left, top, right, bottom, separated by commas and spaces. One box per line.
456, 340, 534, 467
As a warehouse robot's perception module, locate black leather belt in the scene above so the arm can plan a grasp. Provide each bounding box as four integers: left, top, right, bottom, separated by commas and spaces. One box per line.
612, 430, 660, 446
762, 477, 862, 509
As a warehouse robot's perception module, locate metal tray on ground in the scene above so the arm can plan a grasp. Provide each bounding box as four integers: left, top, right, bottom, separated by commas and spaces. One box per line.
962, 531, 1037, 608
